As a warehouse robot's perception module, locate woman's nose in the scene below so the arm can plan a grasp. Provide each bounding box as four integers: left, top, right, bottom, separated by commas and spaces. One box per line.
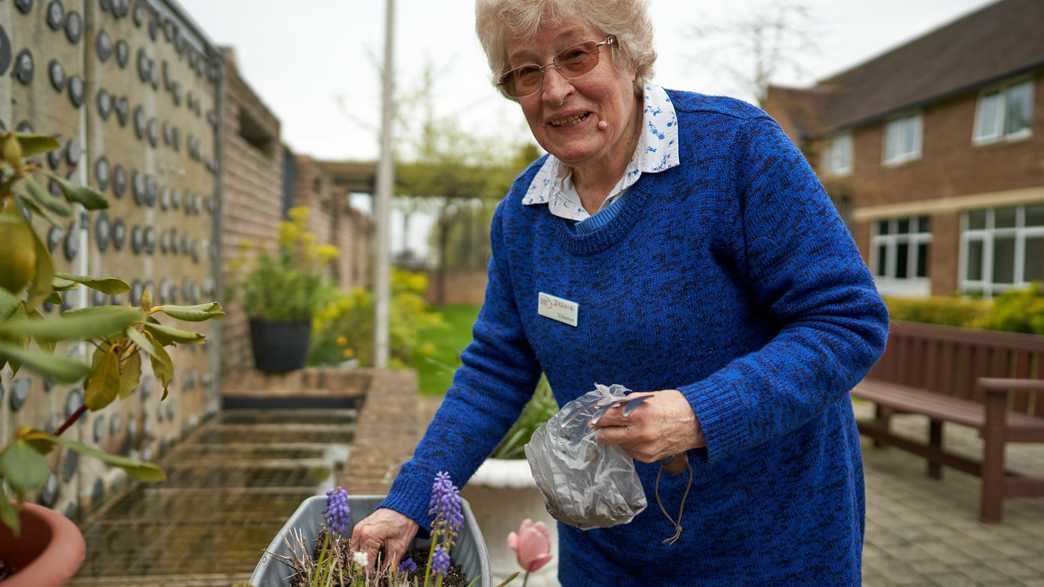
541, 67, 574, 107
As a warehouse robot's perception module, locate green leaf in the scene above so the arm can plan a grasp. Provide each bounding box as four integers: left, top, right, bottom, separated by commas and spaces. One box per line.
0, 306, 143, 341
52, 277, 76, 291
0, 287, 18, 320
144, 321, 205, 344
494, 572, 520, 587
147, 334, 173, 397
53, 272, 129, 295
24, 177, 72, 217
16, 134, 62, 158
125, 326, 158, 361
84, 346, 120, 410
25, 307, 56, 354
0, 440, 49, 497
53, 437, 165, 482
46, 173, 108, 210
0, 341, 90, 382
0, 487, 21, 535
25, 219, 54, 309
152, 302, 225, 322
44, 291, 62, 305
14, 191, 60, 228
118, 351, 141, 399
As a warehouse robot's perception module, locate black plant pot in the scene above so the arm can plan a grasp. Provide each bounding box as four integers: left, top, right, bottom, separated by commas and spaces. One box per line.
248, 319, 312, 374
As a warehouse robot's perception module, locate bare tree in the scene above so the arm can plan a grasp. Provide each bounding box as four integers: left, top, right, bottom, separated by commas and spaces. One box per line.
685, 0, 823, 105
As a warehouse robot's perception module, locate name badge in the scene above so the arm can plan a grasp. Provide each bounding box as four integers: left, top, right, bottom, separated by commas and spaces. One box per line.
538, 292, 578, 327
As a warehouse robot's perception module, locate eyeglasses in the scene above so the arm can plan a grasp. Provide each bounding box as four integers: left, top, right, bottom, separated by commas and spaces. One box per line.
497, 35, 616, 98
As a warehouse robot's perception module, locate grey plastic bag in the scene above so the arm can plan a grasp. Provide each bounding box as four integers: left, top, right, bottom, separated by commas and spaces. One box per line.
524, 383, 647, 530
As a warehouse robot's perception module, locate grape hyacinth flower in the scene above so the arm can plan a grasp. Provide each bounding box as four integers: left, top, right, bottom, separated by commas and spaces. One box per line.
431, 545, 450, 577
428, 471, 464, 548
325, 486, 351, 536
397, 557, 418, 574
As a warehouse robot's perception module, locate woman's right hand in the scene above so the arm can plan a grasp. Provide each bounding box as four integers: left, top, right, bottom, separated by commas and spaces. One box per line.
349, 507, 419, 571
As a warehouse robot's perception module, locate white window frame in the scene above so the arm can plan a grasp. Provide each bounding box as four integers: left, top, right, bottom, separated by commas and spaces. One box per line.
959, 204, 1044, 298
882, 113, 923, 166
820, 132, 853, 177
871, 216, 932, 297
973, 78, 1035, 145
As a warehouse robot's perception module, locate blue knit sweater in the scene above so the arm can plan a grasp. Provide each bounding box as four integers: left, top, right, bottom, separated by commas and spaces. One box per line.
381, 90, 889, 586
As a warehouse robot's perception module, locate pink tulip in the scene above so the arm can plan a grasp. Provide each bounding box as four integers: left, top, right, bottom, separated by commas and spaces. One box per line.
507, 518, 553, 573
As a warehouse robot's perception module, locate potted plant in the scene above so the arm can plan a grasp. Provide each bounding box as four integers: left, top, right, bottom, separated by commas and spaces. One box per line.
462, 382, 558, 587
250, 475, 491, 586
0, 131, 224, 584
227, 207, 337, 373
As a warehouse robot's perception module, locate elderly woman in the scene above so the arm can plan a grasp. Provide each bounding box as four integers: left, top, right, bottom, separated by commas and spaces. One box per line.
351, 0, 888, 584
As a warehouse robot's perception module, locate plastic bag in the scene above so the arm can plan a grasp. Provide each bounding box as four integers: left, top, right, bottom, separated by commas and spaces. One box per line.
524, 383, 647, 530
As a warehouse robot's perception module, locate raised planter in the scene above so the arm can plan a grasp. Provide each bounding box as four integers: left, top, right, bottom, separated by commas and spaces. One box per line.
251, 494, 491, 587
0, 503, 86, 587
462, 459, 559, 587
249, 319, 311, 374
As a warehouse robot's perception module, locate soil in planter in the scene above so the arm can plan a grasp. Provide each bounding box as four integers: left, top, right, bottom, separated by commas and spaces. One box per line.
296, 530, 470, 587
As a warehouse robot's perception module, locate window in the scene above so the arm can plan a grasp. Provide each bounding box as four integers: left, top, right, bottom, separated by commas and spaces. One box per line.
974, 80, 1034, 144
961, 203, 1044, 297
820, 133, 853, 176
871, 215, 932, 296
883, 114, 922, 165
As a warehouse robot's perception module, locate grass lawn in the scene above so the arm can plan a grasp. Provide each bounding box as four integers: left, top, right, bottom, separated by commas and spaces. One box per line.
413, 304, 480, 396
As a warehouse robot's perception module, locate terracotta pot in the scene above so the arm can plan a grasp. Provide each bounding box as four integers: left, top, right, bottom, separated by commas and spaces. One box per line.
0, 503, 86, 586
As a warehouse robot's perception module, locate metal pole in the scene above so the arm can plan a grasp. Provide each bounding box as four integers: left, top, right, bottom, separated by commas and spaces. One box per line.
374, 0, 396, 368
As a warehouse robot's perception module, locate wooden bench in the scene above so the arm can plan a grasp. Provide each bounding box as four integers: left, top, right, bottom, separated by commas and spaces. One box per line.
852, 321, 1044, 522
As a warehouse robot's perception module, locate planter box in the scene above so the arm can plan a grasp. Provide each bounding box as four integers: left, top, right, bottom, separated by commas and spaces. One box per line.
250, 495, 491, 587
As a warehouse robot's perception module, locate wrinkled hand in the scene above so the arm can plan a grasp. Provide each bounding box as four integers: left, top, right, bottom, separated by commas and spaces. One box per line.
349, 508, 418, 572
591, 390, 704, 463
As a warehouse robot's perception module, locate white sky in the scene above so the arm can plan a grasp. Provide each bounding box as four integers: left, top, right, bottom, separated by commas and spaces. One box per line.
177, 0, 998, 256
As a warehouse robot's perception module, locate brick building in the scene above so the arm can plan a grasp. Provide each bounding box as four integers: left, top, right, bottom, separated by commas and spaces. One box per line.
219, 49, 373, 373
763, 0, 1044, 298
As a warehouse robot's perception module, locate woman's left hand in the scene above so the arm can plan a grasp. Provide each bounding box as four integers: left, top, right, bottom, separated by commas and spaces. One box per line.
591, 390, 705, 463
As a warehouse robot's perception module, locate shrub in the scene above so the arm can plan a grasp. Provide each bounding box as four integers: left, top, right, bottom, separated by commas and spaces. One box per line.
970, 283, 1044, 335
491, 379, 558, 459
883, 295, 990, 328
309, 269, 442, 368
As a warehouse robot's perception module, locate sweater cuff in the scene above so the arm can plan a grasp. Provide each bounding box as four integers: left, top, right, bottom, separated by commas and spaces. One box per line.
679, 376, 750, 463
376, 462, 434, 535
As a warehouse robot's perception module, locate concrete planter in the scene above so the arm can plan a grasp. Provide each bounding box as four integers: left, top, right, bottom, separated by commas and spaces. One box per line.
463, 459, 559, 587
251, 494, 491, 587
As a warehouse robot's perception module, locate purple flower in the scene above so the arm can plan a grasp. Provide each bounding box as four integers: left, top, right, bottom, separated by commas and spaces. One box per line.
428, 471, 464, 543
397, 557, 418, 574
325, 487, 350, 536
432, 545, 450, 577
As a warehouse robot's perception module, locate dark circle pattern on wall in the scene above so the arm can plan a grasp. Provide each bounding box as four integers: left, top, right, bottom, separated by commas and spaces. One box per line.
94, 210, 111, 252
39, 473, 59, 508
65, 137, 81, 166
94, 156, 110, 191
15, 0, 34, 15
136, 46, 150, 83
63, 220, 78, 261
147, 118, 159, 147
93, 414, 106, 443
145, 175, 157, 207
10, 378, 30, 412
46, 0, 64, 31
14, 49, 33, 85
48, 59, 65, 92
0, 26, 11, 78
131, 225, 143, 255
63, 450, 79, 483
114, 95, 129, 126
129, 280, 142, 305
144, 225, 156, 255
48, 144, 63, 170
133, 105, 146, 139
112, 163, 127, 198
115, 39, 129, 68
64, 10, 83, 44
97, 88, 112, 120
47, 225, 64, 252
68, 75, 84, 108
92, 289, 107, 306
96, 29, 113, 62
132, 170, 145, 205
112, 218, 126, 250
